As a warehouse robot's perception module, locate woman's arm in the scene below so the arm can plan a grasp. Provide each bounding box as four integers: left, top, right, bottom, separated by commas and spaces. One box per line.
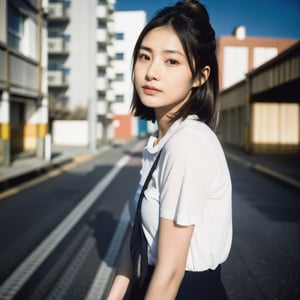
145, 218, 194, 300
106, 228, 133, 300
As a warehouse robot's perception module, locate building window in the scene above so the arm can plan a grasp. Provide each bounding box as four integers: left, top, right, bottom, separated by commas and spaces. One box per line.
97, 67, 106, 77
64, 1, 71, 9
7, 5, 23, 50
116, 73, 124, 81
48, 64, 57, 71
97, 43, 106, 53
98, 20, 106, 29
63, 34, 71, 42
62, 68, 70, 75
97, 91, 106, 101
115, 32, 124, 40
115, 52, 124, 60
115, 95, 124, 103
7, 4, 37, 58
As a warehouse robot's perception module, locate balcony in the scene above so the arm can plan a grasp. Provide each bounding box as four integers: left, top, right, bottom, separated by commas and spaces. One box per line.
48, 3, 69, 22
108, 1, 114, 13
9, 53, 37, 94
48, 38, 69, 55
97, 5, 108, 19
108, 0, 116, 5
48, 70, 68, 88
0, 48, 5, 87
107, 20, 114, 37
97, 29, 108, 43
96, 53, 108, 66
107, 44, 115, 59
106, 67, 115, 80
97, 101, 107, 115
106, 89, 114, 102
96, 77, 107, 90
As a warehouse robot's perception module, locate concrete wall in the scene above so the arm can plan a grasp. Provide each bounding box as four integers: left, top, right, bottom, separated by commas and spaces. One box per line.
52, 120, 104, 146
52, 120, 89, 146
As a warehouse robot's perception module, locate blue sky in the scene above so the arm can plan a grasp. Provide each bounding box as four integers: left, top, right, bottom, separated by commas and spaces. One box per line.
115, 0, 300, 39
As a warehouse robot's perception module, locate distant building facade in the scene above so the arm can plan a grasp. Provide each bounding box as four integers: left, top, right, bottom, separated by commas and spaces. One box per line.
217, 27, 299, 153
48, 0, 116, 145
217, 26, 297, 90
0, 0, 48, 166
112, 11, 147, 139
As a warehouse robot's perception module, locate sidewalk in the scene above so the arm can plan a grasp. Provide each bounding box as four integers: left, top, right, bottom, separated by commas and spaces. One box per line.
223, 144, 300, 190
0, 145, 105, 191
0, 142, 299, 193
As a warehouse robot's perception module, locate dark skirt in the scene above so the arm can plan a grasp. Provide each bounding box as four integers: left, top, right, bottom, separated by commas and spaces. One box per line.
125, 265, 228, 299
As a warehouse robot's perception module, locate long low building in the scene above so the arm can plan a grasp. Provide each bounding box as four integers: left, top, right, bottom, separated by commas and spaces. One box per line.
218, 41, 300, 153
0, 0, 48, 166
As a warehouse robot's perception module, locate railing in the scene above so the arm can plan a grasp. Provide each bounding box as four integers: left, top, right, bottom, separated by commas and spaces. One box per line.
9, 53, 37, 91
97, 5, 108, 19
48, 3, 69, 20
96, 53, 108, 66
48, 70, 68, 87
48, 38, 69, 54
97, 29, 108, 43
96, 77, 107, 90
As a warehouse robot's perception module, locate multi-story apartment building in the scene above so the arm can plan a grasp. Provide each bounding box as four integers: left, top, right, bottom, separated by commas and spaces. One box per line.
112, 11, 147, 139
0, 0, 48, 166
48, 0, 116, 146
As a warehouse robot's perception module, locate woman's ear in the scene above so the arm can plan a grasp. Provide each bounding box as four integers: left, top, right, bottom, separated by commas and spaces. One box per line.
192, 66, 211, 87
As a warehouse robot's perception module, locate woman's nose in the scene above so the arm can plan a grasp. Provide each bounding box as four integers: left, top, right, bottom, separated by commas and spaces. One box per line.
146, 61, 161, 81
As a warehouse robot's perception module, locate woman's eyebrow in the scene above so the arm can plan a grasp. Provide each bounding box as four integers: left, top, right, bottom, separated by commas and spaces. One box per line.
139, 45, 185, 57
140, 45, 152, 52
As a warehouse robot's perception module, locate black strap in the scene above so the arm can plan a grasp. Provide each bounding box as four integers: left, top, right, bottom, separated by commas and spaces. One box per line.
130, 150, 162, 289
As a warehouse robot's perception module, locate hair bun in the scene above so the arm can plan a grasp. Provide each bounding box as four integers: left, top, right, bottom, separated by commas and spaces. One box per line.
176, 0, 210, 22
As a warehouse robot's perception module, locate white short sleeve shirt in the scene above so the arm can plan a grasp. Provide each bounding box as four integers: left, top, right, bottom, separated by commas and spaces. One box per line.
133, 116, 232, 271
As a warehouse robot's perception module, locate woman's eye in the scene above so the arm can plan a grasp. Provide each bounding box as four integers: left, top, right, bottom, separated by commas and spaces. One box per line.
138, 53, 150, 61
167, 59, 179, 66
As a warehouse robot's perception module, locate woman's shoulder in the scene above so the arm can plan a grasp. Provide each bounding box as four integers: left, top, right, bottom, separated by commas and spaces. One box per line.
161, 119, 217, 161
167, 119, 216, 147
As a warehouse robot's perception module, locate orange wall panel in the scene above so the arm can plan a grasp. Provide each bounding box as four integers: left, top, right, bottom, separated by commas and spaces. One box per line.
114, 115, 133, 139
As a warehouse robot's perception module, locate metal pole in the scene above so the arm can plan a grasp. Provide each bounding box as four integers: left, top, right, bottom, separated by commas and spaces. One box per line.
88, 97, 97, 153
88, 0, 97, 154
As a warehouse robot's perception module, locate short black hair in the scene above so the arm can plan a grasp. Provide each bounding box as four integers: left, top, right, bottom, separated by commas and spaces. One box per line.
130, 0, 220, 131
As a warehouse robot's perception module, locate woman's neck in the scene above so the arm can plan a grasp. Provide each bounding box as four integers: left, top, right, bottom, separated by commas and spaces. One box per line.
154, 113, 171, 145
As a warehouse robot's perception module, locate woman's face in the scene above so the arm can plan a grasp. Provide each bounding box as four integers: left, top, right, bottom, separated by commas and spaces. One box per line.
134, 26, 200, 118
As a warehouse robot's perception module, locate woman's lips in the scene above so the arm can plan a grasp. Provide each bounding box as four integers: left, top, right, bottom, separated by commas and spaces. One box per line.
142, 85, 162, 95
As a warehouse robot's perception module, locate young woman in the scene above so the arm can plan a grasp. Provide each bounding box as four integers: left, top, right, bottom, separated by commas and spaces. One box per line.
107, 1, 232, 299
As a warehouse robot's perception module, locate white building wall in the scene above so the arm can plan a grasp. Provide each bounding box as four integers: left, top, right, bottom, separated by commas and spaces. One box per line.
223, 46, 248, 89
53, 120, 89, 146
67, 0, 97, 110
112, 11, 146, 115
253, 47, 278, 69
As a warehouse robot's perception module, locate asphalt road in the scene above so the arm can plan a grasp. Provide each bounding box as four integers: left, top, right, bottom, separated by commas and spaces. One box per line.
223, 159, 300, 300
0, 140, 299, 299
0, 140, 142, 300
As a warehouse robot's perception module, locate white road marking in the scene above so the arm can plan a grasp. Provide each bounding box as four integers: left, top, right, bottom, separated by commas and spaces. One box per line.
0, 154, 131, 300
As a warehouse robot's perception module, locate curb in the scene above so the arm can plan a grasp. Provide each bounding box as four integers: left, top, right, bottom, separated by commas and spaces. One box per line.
252, 163, 300, 189
0, 157, 73, 192
226, 152, 300, 190
0, 144, 115, 193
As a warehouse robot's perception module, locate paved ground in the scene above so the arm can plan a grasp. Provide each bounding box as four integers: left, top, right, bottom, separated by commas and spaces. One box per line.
1, 142, 299, 193
0, 140, 299, 299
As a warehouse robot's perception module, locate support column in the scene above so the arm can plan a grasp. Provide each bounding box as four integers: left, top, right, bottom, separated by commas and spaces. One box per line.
37, 97, 49, 159
244, 76, 251, 153
0, 91, 10, 166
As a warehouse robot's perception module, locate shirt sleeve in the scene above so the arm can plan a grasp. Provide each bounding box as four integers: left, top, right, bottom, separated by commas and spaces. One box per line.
158, 128, 218, 226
